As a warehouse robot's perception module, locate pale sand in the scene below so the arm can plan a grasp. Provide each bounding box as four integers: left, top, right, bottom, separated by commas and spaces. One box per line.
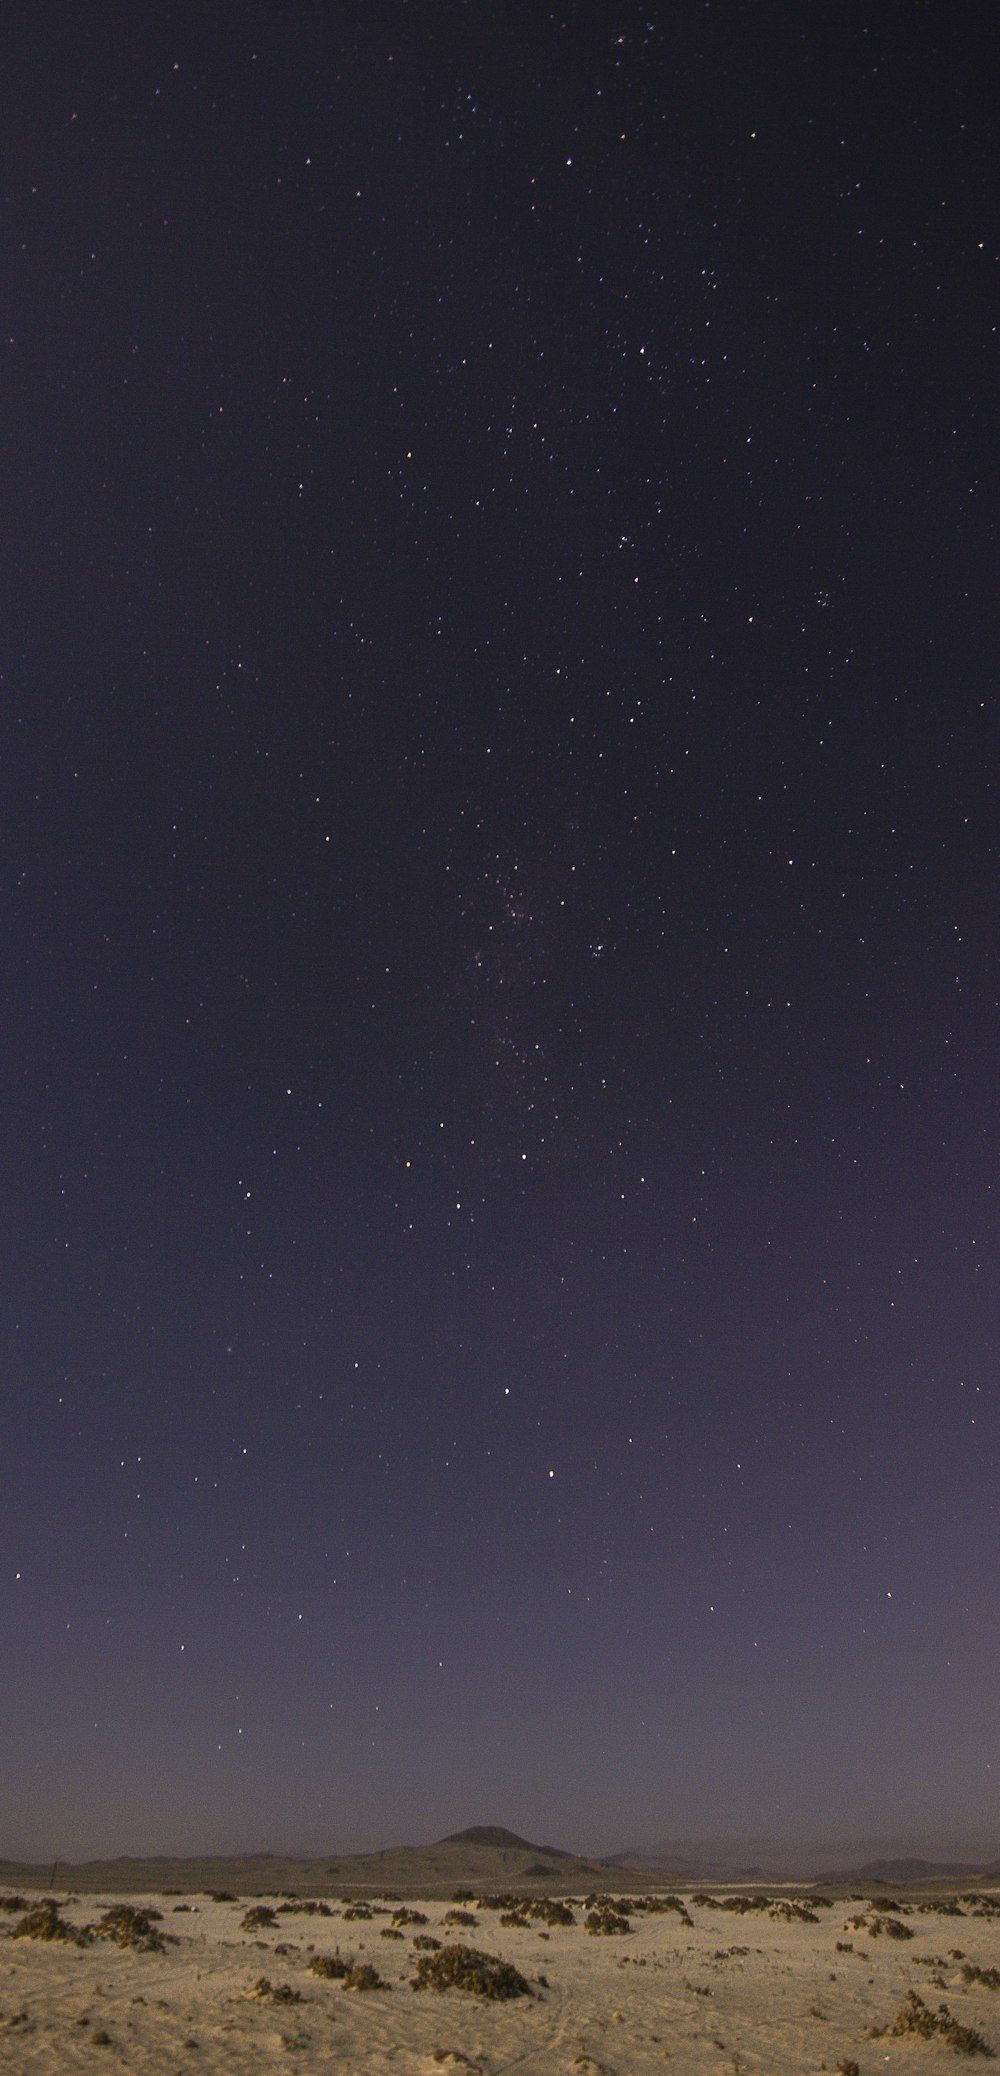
3, 1884, 1000, 2072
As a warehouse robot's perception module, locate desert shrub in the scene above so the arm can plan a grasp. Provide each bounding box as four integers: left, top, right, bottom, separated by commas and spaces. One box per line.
844, 1908, 913, 1940
248, 1977, 301, 2004
391, 1908, 427, 1926
0, 1895, 27, 1913
277, 1899, 332, 1917
343, 1902, 374, 1921
342, 1962, 387, 1991
12, 1900, 85, 1944
241, 1905, 277, 1931
644, 1895, 693, 1922
477, 1893, 521, 1912
381, 1927, 404, 1939
443, 1907, 478, 1927
962, 1965, 1000, 1990
451, 1888, 475, 1903
208, 1890, 237, 1902
500, 1911, 530, 1928
528, 1898, 575, 1926
309, 1953, 350, 1978
411, 1943, 533, 1999
769, 1900, 819, 1923
412, 1933, 441, 1950
585, 1908, 631, 1936
870, 1990, 993, 2055
92, 1906, 165, 1953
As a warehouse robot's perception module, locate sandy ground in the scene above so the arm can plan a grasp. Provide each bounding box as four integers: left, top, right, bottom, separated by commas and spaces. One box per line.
3, 1883, 1000, 2073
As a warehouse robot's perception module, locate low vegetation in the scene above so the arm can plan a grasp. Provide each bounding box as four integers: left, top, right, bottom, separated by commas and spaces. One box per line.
961, 1964, 1000, 1990
844, 1908, 914, 1940
92, 1905, 165, 1953
308, 1952, 350, 1979
870, 1990, 994, 2055
411, 1942, 533, 1999
342, 1962, 388, 1990
585, 1907, 631, 1935
12, 1900, 85, 1945
241, 1905, 277, 1931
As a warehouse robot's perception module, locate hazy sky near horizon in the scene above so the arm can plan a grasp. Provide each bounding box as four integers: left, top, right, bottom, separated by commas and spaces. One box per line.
3, 0, 998, 1863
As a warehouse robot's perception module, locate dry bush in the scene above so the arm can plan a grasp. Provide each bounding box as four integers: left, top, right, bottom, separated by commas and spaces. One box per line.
248, 1977, 301, 2004
528, 1898, 575, 1926
342, 1962, 388, 1991
411, 1943, 533, 1999
644, 1894, 694, 1923
962, 1965, 1000, 1990
0, 1895, 27, 1913
12, 1900, 85, 1945
413, 1933, 441, 1950
308, 1952, 350, 1978
443, 1907, 478, 1927
585, 1908, 631, 1936
844, 1908, 913, 1940
91, 1905, 165, 1953
241, 1905, 277, 1931
870, 1990, 993, 2055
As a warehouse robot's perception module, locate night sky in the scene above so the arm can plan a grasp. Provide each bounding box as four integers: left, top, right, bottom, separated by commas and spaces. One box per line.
4, 1, 998, 1864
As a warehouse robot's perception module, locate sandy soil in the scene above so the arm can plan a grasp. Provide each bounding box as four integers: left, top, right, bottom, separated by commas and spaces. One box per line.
3, 1882, 1000, 2072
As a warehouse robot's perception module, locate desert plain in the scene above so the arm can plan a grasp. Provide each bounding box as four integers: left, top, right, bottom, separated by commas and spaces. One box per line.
3, 1837, 1000, 2073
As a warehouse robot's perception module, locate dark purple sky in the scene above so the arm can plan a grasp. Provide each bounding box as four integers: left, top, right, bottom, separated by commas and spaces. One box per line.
3, 0, 998, 1862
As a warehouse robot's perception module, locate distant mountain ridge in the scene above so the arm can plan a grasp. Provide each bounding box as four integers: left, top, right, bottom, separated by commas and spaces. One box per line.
0, 1822, 613, 1899
814, 1857, 1000, 1885
612, 1835, 1000, 1883
441, 1826, 574, 1859
5, 1824, 1000, 1896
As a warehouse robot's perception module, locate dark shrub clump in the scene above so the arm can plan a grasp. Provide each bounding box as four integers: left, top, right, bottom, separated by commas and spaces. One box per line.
412, 1943, 533, 1999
